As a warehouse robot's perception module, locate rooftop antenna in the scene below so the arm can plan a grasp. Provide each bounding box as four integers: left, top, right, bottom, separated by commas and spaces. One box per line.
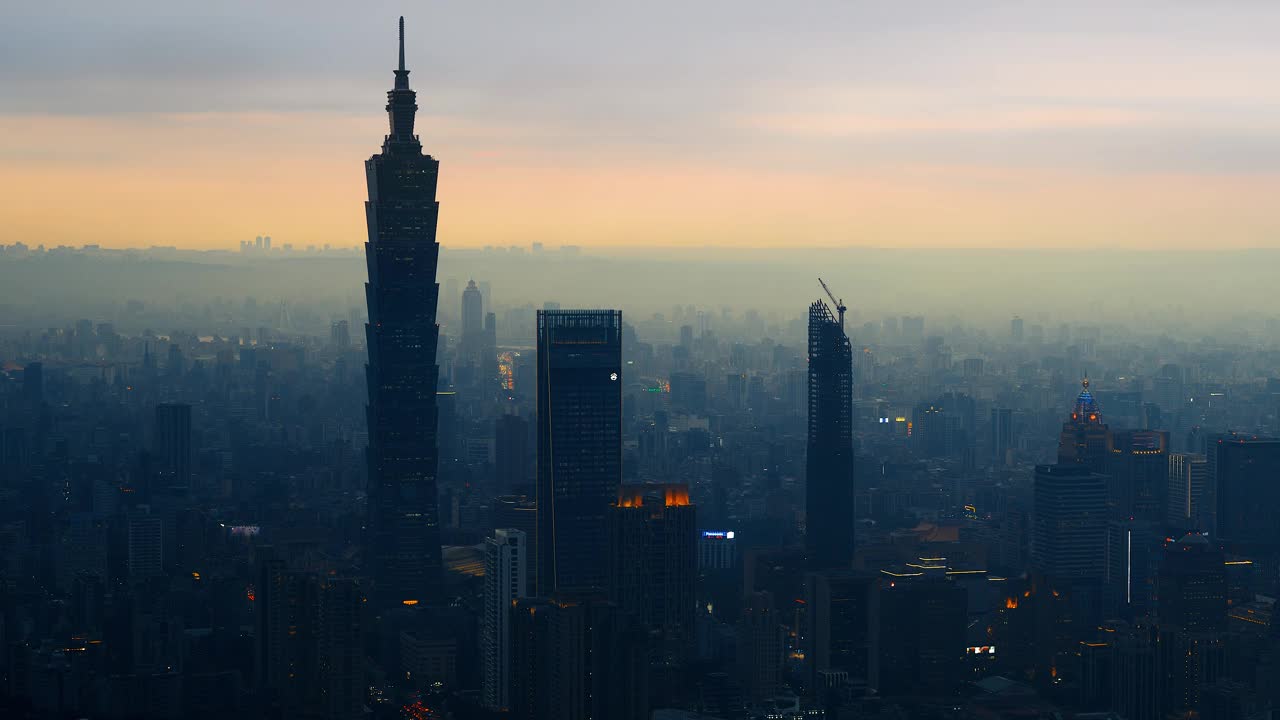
818, 277, 846, 330
398, 16, 406, 72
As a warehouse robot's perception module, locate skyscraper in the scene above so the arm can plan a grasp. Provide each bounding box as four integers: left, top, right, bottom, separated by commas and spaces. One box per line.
806, 299, 854, 570
1031, 463, 1108, 582
154, 402, 191, 492
363, 17, 443, 607
608, 483, 697, 666
1167, 452, 1208, 530
482, 529, 528, 712
1058, 378, 1111, 474
535, 309, 622, 595
1213, 437, 1280, 548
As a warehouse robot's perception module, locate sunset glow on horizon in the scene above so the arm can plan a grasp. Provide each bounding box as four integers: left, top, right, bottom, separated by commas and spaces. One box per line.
4, 1, 1280, 251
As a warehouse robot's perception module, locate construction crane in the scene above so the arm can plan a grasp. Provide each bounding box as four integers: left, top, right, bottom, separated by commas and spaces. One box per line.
818, 277, 846, 329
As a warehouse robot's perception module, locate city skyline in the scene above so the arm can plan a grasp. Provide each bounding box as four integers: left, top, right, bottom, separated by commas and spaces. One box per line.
5, 2, 1280, 250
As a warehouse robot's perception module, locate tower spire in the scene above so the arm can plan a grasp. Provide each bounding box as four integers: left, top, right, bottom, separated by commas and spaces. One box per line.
398, 16, 405, 72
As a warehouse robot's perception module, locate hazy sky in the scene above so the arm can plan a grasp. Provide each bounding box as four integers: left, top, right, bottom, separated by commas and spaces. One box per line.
3, 1, 1280, 250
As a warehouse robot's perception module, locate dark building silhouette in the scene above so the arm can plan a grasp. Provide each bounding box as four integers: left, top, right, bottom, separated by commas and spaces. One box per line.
495, 413, 530, 493
535, 309, 622, 595
1032, 463, 1108, 582
1058, 378, 1111, 473
1106, 429, 1168, 522
876, 576, 967, 697
363, 17, 443, 607
806, 299, 854, 570
154, 403, 191, 492
1213, 437, 1280, 548
510, 593, 648, 720
805, 570, 876, 699
1158, 534, 1229, 717
608, 483, 697, 666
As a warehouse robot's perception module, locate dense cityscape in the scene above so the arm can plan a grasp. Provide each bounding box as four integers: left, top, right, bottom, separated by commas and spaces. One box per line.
5, 12, 1280, 720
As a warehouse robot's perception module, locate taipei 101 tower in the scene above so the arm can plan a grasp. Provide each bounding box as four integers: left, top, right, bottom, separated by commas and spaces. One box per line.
363, 17, 443, 608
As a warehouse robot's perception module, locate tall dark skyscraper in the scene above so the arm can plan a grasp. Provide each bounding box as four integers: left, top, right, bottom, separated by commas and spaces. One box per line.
363, 17, 443, 607
806, 299, 854, 570
154, 402, 192, 492
535, 309, 622, 595
1213, 437, 1280, 548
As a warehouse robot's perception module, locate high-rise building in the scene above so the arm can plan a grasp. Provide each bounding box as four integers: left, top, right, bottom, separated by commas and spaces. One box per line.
154, 403, 192, 492
1158, 534, 1228, 717
806, 299, 854, 570
608, 484, 697, 666
1010, 316, 1024, 341
482, 529, 528, 712
494, 414, 529, 493
510, 593, 648, 720
875, 577, 967, 697
805, 570, 876, 696
363, 17, 443, 607
126, 514, 163, 580
1213, 437, 1280, 548
329, 320, 350, 350
1106, 429, 1168, 522
1167, 453, 1208, 530
462, 279, 483, 336
736, 591, 784, 705
1031, 464, 1108, 582
535, 309, 622, 595
991, 407, 1014, 466
1058, 378, 1111, 473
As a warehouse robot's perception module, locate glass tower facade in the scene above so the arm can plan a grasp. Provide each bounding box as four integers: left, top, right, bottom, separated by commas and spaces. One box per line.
364, 18, 443, 608
535, 309, 622, 595
806, 300, 854, 570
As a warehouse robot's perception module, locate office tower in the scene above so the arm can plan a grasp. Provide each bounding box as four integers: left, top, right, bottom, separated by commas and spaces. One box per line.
1058, 378, 1111, 474
608, 484, 697, 666
461, 278, 483, 345
679, 323, 694, 349
329, 320, 350, 350
314, 577, 364, 720
256, 235, 264, 250
482, 529, 528, 711
1106, 429, 1168, 522
363, 17, 443, 607
263, 235, 272, 250
736, 591, 784, 705
876, 577, 967, 697
1010, 315, 1024, 341
126, 514, 163, 580
991, 407, 1014, 465
257, 549, 364, 720
535, 309, 622, 595
1105, 518, 1161, 618
1031, 464, 1107, 581
1213, 437, 1280, 548
698, 529, 737, 570
1159, 534, 1228, 717
494, 414, 529, 493
1159, 533, 1226, 634
509, 597, 554, 719
510, 593, 648, 720
805, 570, 876, 696
154, 403, 192, 492
1167, 453, 1208, 530
806, 299, 854, 570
